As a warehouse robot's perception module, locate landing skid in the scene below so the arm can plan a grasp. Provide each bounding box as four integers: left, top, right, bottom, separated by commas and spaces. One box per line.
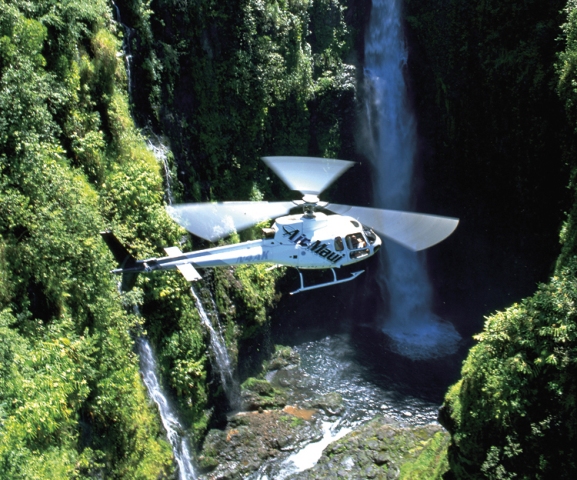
290, 268, 364, 295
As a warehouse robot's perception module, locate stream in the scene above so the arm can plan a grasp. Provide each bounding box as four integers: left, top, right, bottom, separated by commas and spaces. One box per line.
238, 331, 454, 479
291, 334, 441, 427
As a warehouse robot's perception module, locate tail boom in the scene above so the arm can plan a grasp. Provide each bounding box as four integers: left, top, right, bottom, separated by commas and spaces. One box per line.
100, 231, 202, 291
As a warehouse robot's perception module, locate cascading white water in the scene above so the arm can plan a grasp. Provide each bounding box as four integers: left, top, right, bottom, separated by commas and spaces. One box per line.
111, 2, 134, 98
190, 287, 239, 409
113, 5, 197, 475
363, 0, 460, 359
137, 337, 198, 479
146, 135, 175, 205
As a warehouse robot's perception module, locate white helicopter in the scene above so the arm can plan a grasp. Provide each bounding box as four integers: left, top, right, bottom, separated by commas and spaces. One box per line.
102, 156, 458, 294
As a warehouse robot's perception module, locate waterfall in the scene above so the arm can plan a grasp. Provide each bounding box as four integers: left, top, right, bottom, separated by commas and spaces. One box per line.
190, 287, 240, 409
363, 0, 460, 359
112, 5, 198, 476
114, 2, 173, 205
111, 1, 134, 98
146, 134, 175, 205
137, 338, 198, 480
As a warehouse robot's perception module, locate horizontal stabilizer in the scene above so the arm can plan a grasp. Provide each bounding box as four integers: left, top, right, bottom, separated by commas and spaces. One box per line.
164, 246, 183, 257
164, 246, 201, 281
177, 263, 202, 282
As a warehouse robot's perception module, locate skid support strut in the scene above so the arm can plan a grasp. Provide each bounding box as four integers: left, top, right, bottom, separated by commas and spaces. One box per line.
290, 268, 364, 295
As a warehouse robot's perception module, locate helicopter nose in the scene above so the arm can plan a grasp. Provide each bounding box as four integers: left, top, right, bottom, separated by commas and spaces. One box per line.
372, 233, 382, 253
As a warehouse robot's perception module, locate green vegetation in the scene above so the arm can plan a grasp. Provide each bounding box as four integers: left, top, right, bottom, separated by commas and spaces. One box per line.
0, 0, 361, 476
402, 0, 577, 478
0, 0, 177, 476
303, 419, 446, 479
116, 0, 360, 203
400, 431, 450, 480
7, 0, 577, 477
440, 263, 577, 478
240, 376, 288, 410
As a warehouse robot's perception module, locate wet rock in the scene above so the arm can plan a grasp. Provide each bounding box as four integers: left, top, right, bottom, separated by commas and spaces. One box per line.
270, 367, 318, 391
198, 341, 447, 479
372, 450, 391, 466
307, 392, 345, 416
267, 345, 301, 371
240, 377, 287, 411
292, 416, 446, 480
366, 439, 380, 450
197, 409, 322, 479
363, 464, 379, 478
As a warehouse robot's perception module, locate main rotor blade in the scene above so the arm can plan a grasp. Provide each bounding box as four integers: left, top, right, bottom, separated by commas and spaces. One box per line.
327, 204, 459, 251
167, 202, 295, 242
262, 156, 354, 196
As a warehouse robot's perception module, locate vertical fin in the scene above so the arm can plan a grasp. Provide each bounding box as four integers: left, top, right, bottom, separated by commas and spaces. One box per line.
100, 231, 137, 269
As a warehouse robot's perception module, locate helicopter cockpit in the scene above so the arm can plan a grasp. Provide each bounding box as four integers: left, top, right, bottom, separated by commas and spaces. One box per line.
345, 233, 369, 258
341, 221, 380, 260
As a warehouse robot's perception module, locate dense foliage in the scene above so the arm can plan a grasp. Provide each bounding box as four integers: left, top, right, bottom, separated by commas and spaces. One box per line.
115, 0, 363, 203
5, 0, 577, 477
0, 0, 363, 476
406, 0, 577, 478
440, 263, 577, 478
0, 1, 179, 476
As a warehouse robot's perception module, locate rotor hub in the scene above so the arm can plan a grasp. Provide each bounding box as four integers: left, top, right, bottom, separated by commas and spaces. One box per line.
302, 194, 320, 204
300, 194, 318, 218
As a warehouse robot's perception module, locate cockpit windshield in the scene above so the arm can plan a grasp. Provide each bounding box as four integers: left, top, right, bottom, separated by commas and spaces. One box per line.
363, 225, 377, 245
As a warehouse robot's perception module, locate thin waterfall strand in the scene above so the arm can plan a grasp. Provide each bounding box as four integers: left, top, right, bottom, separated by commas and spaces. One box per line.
146, 136, 174, 205
137, 338, 197, 479
111, 2, 133, 98
364, 0, 460, 359
190, 286, 239, 408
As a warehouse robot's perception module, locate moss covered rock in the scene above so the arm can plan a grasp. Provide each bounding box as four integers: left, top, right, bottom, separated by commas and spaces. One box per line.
294, 417, 448, 480
241, 377, 288, 411
198, 409, 323, 478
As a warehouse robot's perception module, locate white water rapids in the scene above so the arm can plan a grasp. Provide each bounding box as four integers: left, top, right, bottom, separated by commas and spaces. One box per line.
363, 0, 460, 360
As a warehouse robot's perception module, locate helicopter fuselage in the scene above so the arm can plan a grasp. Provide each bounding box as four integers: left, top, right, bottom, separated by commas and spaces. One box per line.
114, 212, 381, 276
104, 155, 457, 294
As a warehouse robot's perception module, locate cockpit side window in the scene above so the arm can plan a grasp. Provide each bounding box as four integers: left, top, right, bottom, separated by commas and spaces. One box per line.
345, 233, 367, 250
345, 235, 353, 250
334, 236, 344, 251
